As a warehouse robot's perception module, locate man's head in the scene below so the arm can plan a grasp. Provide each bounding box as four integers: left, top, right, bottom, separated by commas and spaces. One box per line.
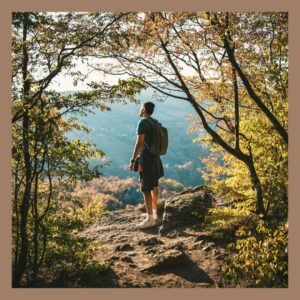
140, 102, 155, 117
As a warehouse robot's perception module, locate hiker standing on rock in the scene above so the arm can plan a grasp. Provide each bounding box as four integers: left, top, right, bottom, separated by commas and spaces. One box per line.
129, 102, 168, 229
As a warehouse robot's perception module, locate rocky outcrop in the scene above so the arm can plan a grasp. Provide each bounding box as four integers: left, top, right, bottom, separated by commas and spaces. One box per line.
78, 185, 226, 288
159, 186, 213, 235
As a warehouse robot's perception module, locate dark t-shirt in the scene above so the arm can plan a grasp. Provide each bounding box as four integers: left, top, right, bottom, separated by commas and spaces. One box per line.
136, 116, 164, 191
136, 117, 154, 156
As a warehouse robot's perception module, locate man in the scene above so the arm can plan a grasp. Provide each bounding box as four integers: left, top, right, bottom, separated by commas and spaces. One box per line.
129, 102, 164, 229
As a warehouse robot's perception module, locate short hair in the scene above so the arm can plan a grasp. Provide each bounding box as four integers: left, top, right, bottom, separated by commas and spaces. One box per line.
143, 102, 155, 115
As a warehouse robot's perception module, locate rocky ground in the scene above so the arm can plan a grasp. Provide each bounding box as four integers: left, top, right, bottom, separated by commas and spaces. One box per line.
78, 186, 230, 288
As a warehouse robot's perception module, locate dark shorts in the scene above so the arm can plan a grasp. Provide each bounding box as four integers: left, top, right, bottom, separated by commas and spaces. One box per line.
139, 151, 164, 192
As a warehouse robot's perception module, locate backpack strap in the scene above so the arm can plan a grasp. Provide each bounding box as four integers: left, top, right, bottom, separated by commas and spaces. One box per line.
145, 117, 156, 126
143, 118, 156, 150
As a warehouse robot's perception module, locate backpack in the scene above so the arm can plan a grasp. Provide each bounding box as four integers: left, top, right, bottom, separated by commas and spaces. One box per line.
144, 118, 168, 156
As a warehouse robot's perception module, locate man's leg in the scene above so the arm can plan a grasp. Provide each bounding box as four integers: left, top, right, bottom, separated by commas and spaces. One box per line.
151, 186, 159, 219
151, 186, 159, 209
142, 191, 153, 215
138, 190, 155, 228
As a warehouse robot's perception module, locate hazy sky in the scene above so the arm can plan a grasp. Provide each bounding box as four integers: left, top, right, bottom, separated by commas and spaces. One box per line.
49, 55, 194, 92
49, 59, 127, 92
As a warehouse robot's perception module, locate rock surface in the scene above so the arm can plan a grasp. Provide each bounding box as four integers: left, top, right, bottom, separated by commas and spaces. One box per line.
159, 186, 213, 235
77, 186, 227, 288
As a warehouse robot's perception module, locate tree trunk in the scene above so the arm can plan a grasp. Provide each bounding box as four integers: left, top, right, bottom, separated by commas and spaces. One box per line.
13, 112, 31, 286
32, 164, 39, 285
247, 159, 266, 216
223, 37, 288, 145
12, 162, 21, 276
232, 68, 240, 150
13, 13, 31, 287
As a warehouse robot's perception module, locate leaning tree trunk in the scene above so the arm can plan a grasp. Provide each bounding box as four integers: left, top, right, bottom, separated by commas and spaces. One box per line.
159, 35, 267, 218
223, 36, 288, 145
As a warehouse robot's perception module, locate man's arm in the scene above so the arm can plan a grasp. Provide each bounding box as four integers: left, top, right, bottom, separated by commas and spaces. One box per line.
129, 134, 145, 170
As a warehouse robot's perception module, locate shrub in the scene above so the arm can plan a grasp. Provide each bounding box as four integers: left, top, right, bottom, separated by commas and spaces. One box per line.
42, 194, 107, 286
222, 220, 288, 287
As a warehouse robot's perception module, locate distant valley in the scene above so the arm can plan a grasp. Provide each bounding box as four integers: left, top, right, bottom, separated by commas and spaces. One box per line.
65, 88, 210, 187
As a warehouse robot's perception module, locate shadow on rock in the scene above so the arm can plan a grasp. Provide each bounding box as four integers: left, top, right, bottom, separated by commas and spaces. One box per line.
144, 255, 214, 285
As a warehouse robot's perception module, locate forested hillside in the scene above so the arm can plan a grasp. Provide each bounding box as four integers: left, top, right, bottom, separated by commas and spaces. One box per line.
70, 176, 184, 210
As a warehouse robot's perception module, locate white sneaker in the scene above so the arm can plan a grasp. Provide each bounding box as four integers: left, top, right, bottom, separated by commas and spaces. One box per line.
138, 217, 156, 229
141, 213, 158, 220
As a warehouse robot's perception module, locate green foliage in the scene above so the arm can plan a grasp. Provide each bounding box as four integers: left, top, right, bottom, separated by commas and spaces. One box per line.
12, 75, 108, 285
206, 202, 254, 232
222, 221, 288, 287
12, 12, 137, 286
75, 196, 106, 226
42, 192, 107, 286
200, 107, 288, 220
